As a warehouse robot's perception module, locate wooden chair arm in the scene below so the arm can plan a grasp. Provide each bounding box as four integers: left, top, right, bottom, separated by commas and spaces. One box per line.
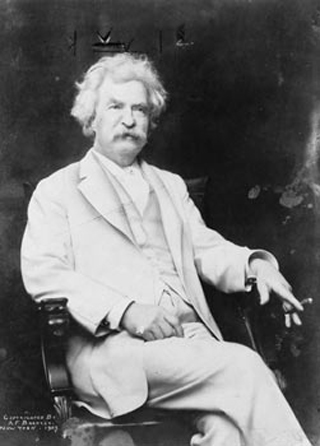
236, 285, 265, 359
38, 297, 73, 423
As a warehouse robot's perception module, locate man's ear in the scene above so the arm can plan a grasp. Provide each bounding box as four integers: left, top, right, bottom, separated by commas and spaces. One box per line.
91, 117, 96, 131
90, 113, 97, 134
147, 119, 155, 138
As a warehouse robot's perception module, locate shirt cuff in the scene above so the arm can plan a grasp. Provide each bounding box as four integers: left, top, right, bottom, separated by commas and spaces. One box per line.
245, 249, 279, 291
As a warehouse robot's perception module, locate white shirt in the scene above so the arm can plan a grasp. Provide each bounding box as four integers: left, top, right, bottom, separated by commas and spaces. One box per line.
93, 149, 151, 331
93, 149, 150, 216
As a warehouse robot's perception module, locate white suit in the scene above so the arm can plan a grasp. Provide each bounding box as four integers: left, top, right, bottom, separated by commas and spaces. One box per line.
21, 150, 310, 446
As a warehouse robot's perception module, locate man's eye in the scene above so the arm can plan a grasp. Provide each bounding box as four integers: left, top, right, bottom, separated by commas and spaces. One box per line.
109, 104, 121, 110
134, 106, 148, 115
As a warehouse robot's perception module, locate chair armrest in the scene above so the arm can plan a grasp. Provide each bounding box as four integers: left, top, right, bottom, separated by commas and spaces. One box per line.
236, 285, 265, 359
38, 297, 73, 423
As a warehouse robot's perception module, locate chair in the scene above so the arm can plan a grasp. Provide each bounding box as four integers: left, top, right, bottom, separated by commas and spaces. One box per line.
34, 176, 265, 446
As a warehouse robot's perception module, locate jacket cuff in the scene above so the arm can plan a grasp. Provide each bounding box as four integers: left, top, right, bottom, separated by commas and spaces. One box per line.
98, 298, 135, 336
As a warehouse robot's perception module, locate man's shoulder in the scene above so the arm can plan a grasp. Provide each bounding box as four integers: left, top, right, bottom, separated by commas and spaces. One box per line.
43, 160, 80, 181
145, 162, 185, 186
35, 158, 82, 197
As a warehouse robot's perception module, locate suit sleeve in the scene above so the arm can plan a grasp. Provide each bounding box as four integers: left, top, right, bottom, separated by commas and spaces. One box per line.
171, 174, 277, 293
21, 178, 133, 336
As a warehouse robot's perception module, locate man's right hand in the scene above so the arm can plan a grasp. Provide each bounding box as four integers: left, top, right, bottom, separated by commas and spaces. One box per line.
120, 303, 184, 341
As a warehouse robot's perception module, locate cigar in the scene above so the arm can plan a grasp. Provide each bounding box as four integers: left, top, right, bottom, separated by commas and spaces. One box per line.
300, 298, 313, 307
284, 298, 313, 314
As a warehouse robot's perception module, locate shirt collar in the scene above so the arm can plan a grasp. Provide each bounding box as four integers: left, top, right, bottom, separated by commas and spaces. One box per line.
92, 148, 140, 180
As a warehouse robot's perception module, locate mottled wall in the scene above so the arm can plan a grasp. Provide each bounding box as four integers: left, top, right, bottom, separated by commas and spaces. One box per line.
0, 0, 320, 441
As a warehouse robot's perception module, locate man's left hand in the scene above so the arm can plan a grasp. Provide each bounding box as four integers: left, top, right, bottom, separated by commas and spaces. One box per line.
249, 258, 304, 328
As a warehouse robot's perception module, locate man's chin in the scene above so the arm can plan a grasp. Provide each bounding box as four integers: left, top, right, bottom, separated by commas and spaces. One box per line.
117, 142, 145, 156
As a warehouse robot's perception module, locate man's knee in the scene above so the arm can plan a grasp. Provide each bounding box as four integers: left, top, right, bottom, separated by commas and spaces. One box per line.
221, 343, 270, 383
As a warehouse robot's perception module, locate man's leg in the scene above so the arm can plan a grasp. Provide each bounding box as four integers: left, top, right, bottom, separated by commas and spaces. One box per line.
191, 412, 242, 446
142, 323, 311, 446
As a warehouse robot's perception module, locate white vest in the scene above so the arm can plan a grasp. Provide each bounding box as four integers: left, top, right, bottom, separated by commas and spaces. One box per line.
107, 171, 199, 324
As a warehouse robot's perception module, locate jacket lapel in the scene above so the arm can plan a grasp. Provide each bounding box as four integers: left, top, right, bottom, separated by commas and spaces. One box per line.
78, 150, 134, 242
141, 161, 184, 280
78, 153, 185, 278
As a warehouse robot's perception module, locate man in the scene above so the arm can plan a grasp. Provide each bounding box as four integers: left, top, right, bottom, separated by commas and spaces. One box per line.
21, 53, 311, 446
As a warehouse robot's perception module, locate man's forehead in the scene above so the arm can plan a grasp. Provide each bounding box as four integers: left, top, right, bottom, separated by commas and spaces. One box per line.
99, 77, 148, 102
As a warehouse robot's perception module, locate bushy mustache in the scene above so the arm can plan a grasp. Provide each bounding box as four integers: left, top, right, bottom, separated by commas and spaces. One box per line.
114, 132, 143, 141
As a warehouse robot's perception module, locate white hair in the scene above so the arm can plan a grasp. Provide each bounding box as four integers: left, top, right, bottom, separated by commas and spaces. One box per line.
71, 53, 168, 137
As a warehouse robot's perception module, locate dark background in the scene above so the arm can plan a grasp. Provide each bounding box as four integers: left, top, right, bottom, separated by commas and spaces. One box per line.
0, 0, 320, 443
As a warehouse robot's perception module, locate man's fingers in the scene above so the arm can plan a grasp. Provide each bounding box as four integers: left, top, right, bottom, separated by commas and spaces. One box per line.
257, 281, 270, 305
142, 312, 183, 341
252, 262, 305, 328
158, 320, 175, 339
143, 330, 156, 342
285, 313, 291, 328
284, 312, 302, 328
275, 285, 304, 312
292, 313, 302, 326
164, 314, 184, 337
170, 325, 184, 338
260, 272, 303, 312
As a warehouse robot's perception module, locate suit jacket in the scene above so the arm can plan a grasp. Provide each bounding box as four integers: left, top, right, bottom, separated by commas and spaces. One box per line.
21, 149, 255, 418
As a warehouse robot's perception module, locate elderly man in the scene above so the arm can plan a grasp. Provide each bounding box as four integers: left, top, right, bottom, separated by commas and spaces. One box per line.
21, 53, 311, 446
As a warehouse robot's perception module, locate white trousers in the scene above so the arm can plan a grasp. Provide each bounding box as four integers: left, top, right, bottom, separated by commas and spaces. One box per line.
142, 323, 311, 446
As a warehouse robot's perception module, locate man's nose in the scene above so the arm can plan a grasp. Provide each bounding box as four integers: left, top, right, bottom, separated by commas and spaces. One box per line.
121, 108, 135, 128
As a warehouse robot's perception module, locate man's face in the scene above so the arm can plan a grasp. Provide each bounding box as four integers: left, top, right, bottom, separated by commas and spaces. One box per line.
93, 78, 150, 166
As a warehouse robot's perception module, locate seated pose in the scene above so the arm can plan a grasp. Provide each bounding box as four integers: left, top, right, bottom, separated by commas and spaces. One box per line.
21, 53, 311, 446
